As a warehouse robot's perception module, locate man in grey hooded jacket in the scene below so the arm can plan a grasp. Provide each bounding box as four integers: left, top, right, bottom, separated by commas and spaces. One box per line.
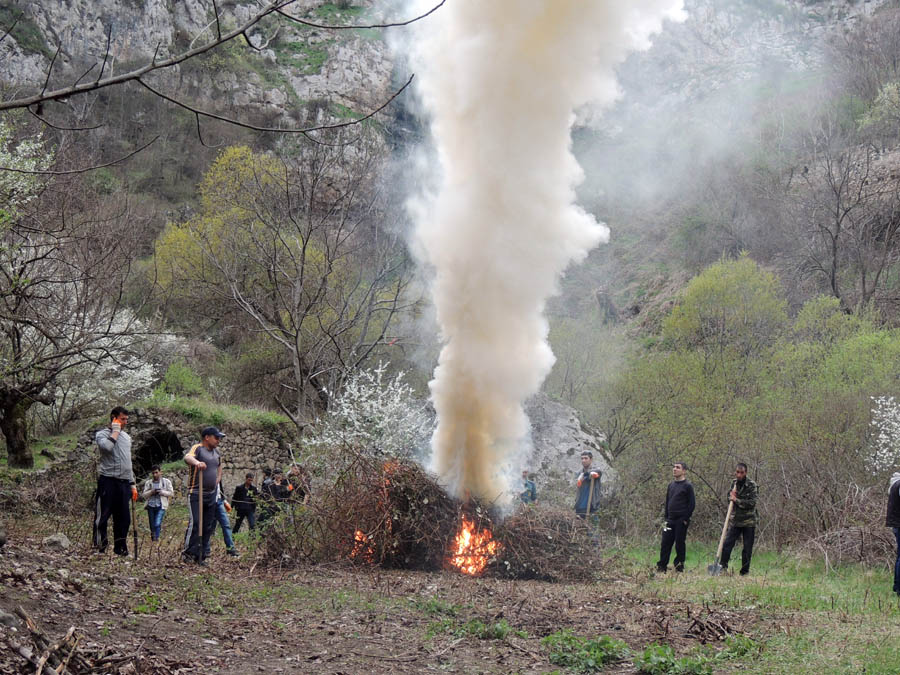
885, 471, 900, 595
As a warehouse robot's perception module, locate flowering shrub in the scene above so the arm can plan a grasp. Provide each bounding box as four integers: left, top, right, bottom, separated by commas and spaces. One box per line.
306, 363, 434, 458
870, 396, 900, 473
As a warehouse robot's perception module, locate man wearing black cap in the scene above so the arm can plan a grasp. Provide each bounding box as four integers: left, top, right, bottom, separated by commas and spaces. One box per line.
182, 426, 225, 565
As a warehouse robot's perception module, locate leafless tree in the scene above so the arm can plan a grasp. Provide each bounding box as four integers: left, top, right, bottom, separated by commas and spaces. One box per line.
0, 177, 147, 467
792, 116, 900, 314
154, 126, 416, 427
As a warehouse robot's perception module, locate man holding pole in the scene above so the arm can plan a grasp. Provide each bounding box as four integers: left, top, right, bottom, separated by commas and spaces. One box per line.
574, 451, 602, 519
182, 426, 225, 566
719, 463, 758, 576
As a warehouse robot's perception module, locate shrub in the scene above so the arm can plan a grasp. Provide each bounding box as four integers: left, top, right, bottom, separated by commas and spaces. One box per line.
542, 629, 630, 671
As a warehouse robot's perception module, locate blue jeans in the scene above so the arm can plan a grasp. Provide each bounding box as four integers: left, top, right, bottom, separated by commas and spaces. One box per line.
893, 527, 900, 594
203, 499, 235, 556
146, 506, 165, 540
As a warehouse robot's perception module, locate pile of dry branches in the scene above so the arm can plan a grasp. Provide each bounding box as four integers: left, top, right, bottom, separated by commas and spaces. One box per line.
262, 455, 601, 581
491, 507, 602, 582
3, 606, 193, 674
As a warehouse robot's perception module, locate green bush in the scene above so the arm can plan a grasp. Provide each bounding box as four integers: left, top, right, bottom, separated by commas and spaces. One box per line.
160, 360, 204, 397
542, 629, 630, 671
635, 644, 711, 675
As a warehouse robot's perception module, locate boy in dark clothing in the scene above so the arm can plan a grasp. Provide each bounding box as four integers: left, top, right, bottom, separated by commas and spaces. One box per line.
232, 473, 259, 532
657, 462, 696, 572
885, 471, 900, 595
720, 463, 759, 576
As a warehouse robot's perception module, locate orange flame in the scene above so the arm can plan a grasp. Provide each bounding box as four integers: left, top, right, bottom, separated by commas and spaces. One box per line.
448, 516, 500, 576
350, 529, 375, 562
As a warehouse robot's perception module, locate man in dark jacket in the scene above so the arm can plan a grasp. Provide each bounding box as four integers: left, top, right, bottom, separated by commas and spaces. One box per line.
656, 462, 696, 573
720, 463, 758, 576
232, 472, 259, 532
885, 471, 900, 595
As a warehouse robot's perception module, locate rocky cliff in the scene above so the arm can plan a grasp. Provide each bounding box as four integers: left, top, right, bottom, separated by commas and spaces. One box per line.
0, 0, 393, 123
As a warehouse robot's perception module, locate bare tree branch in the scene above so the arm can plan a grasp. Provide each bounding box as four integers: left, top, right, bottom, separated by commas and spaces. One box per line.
135, 73, 414, 138
0, 136, 158, 175
0, 0, 442, 112
0, 10, 20, 45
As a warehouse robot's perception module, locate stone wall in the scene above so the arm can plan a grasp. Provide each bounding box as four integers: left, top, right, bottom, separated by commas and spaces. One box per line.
71, 407, 297, 495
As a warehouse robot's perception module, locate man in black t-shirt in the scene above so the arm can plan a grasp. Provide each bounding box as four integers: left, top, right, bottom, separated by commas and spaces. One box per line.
657, 461, 696, 573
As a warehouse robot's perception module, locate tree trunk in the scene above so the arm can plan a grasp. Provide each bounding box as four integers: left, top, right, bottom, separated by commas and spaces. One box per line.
0, 398, 33, 469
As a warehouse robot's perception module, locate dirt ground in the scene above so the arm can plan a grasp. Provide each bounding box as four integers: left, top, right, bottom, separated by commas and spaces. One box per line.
0, 519, 767, 674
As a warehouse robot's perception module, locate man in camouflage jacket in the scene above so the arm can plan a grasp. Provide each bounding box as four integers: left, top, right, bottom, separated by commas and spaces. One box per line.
720, 463, 758, 576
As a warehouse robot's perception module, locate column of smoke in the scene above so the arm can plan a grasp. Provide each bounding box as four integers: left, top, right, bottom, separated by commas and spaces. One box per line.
405, 0, 683, 502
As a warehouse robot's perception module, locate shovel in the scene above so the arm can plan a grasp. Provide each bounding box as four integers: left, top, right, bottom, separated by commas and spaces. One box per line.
708, 487, 735, 576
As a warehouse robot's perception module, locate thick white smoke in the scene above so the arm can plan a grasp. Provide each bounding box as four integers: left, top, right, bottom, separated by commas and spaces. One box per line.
405, 0, 684, 502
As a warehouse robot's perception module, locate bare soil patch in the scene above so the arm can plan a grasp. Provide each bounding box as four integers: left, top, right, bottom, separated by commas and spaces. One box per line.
0, 519, 770, 674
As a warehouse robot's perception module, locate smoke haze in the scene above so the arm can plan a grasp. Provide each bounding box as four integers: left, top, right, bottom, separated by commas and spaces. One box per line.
402, 0, 684, 501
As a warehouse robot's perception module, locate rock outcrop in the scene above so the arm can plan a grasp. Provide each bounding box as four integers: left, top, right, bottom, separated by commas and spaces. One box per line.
524, 393, 614, 506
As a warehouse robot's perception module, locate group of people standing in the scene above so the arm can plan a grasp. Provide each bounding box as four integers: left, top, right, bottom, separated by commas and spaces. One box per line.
91, 407, 309, 564
568, 450, 759, 576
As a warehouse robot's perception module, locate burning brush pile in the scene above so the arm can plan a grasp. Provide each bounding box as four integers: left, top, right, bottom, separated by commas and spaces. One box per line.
263, 456, 601, 582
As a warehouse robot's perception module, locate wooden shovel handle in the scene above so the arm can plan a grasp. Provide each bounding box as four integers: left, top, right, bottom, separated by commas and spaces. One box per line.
715, 498, 734, 561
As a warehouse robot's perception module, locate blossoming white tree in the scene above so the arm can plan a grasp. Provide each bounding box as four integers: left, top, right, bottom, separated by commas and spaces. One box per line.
871, 395, 900, 473
305, 363, 433, 459
1, 121, 149, 466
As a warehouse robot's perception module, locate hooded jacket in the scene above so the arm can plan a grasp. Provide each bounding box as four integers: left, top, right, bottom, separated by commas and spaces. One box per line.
885, 472, 900, 528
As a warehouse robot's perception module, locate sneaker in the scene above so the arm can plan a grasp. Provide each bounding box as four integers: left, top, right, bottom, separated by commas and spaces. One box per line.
674, 564, 684, 573
113, 549, 128, 557
226, 549, 239, 557
197, 559, 209, 567
739, 570, 749, 576
655, 565, 667, 573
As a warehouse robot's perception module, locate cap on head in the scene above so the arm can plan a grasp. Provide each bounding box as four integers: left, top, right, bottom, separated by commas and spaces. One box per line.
580, 451, 592, 459
201, 426, 226, 439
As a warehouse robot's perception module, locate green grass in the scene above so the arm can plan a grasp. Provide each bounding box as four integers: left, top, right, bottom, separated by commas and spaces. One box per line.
616, 546, 900, 616
277, 40, 333, 75
311, 3, 365, 24
138, 392, 291, 431
0, 430, 80, 472
610, 543, 900, 673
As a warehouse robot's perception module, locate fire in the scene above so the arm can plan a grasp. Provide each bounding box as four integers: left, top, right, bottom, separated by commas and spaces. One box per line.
350, 529, 375, 562
448, 516, 500, 576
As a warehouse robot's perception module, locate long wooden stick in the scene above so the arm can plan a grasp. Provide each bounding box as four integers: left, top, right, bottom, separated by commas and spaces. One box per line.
131, 496, 138, 560
586, 476, 595, 515
197, 467, 204, 561
714, 501, 734, 563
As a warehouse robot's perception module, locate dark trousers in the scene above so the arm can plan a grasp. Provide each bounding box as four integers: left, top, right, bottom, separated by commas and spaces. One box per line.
183, 491, 217, 562
234, 510, 256, 532
720, 525, 756, 574
93, 475, 132, 555
893, 527, 900, 594
657, 519, 689, 571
